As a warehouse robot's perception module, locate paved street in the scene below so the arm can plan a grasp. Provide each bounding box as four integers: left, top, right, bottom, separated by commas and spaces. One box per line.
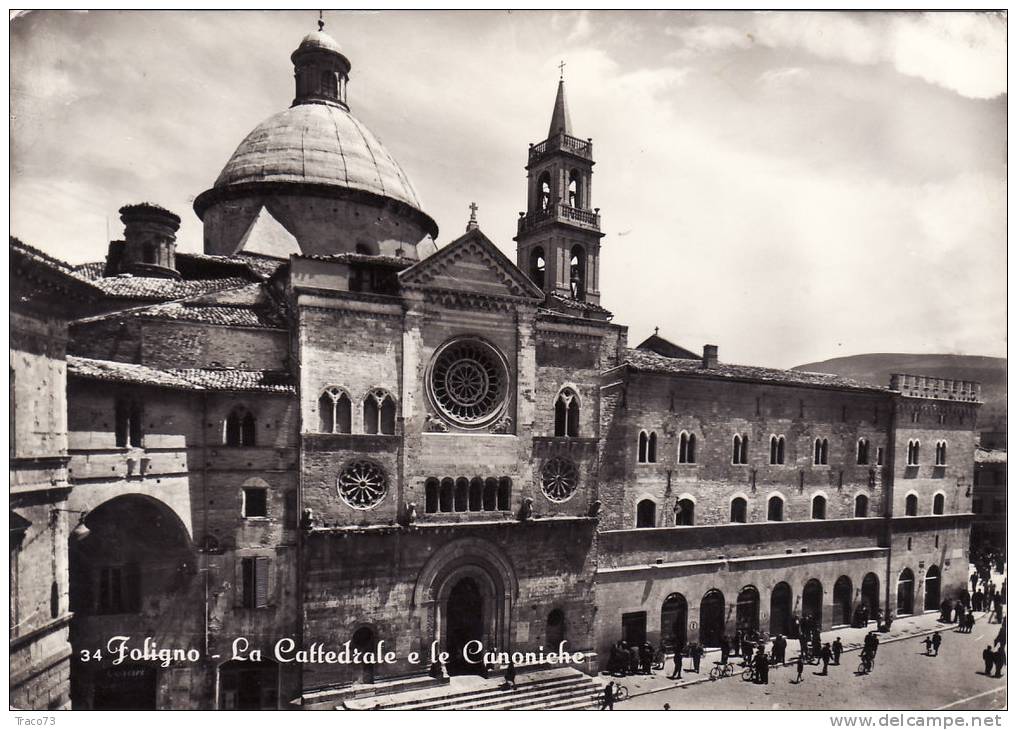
612, 613, 1006, 711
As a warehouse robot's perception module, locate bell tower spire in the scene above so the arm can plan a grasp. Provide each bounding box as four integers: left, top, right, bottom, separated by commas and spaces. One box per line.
515, 76, 604, 309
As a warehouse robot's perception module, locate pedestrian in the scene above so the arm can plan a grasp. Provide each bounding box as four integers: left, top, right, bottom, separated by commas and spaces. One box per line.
794, 654, 804, 683
983, 645, 995, 675
832, 637, 843, 665
967, 611, 977, 633
777, 634, 788, 665
601, 681, 615, 710
733, 630, 742, 657
994, 596, 1004, 624
628, 644, 640, 675
754, 648, 769, 684
505, 658, 517, 689
923, 636, 933, 656
691, 642, 703, 673
993, 647, 1006, 678
663, 703, 671, 710
974, 590, 985, 612
972, 572, 980, 593
719, 635, 730, 666
670, 645, 683, 680
640, 642, 653, 674
820, 643, 832, 675
931, 632, 942, 657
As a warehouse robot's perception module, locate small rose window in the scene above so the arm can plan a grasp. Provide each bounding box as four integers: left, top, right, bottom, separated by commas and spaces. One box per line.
541, 457, 579, 503
337, 460, 387, 509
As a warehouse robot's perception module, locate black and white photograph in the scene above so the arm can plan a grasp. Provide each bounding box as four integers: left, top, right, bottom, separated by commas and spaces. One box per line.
9, 8, 1007, 714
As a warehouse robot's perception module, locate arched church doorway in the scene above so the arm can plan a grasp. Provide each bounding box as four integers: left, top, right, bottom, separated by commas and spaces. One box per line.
699, 589, 726, 647
660, 593, 688, 650
351, 626, 377, 684
770, 582, 792, 636
93, 665, 157, 710
446, 577, 485, 674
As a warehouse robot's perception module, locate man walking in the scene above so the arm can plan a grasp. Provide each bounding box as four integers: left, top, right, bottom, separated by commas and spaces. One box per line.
932, 632, 942, 657
719, 635, 730, 666
820, 643, 832, 675
794, 654, 805, 683
754, 647, 769, 684
601, 681, 615, 710
691, 642, 703, 673
669, 644, 683, 680
832, 637, 843, 665
993, 647, 1006, 678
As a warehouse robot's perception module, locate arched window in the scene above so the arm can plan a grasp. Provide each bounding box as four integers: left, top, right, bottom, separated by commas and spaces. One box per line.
554, 388, 580, 437
730, 496, 747, 523
568, 170, 580, 207
569, 245, 586, 300
320, 69, 337, 98
932, 493, 945, 515
425, 478, 439, 513
767, 495, 784, 522
857, 438, 869, 465
225, 406, 256, 447
529, 247, 546, 290
483, 478, 497, 511
905, 493, 918, 516
854, 494, 869, 518
469, 478, 483, 511
811, 494, 827, 520
318, 387, 352, 434
679, 432, 697, 464
935, 441, 947, 466
675, 498, 695, 526
647, 432, 657, 463
454, 477, 469, 512
732, 433, 749, 464
114, 398, 143, 448
907, 440, 921, 466
364, 389, 396, 435
638, 431, 648, 463
769, 435, 785, 465
636, 499, 656, 528
538, 172, 552, 211
439, 477, 454, 513
497, 477, 511, 511
814, 438, 829, 465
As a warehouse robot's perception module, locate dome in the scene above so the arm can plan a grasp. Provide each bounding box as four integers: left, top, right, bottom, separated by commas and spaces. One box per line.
292, 29, 346, 59
205, 103, 429, 219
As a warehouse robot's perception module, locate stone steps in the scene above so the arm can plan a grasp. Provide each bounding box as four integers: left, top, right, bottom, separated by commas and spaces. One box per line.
343, 668, 603, 711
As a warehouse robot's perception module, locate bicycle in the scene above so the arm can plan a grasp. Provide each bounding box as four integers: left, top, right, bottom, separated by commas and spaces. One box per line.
742, 665, 758, 682
709, 662, 735, 681
857, 653, 873, 675
613, 684, 630, 702
652, 642, 674, 671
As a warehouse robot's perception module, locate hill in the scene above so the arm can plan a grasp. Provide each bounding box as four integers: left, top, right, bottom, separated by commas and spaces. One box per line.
793, 353, 1006, 433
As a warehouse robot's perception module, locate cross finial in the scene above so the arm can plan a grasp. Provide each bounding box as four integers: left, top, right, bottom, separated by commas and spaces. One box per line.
466, 202, 479, 231
654, 326, 659, 336
318, 10, 324, 31
558, 59, 566, 81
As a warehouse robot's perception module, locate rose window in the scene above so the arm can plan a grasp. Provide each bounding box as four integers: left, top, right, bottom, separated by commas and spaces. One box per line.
427, 338, 509, 428
337, 460, 387, 509
541, 457, 579, 503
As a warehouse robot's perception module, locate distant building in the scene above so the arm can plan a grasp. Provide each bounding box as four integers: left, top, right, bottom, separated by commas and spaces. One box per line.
10, 24, 983, 710
971, 446, 1006, 557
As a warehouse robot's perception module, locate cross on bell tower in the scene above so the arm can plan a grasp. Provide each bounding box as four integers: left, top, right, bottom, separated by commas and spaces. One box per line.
514, 75, 603, 306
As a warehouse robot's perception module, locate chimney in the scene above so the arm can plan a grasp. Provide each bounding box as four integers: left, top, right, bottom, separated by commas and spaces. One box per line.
119, 203, 182, 279
702, 344, 718, 369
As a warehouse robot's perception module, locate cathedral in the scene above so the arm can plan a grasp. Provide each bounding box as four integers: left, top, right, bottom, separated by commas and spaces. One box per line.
10, 23, 981, 710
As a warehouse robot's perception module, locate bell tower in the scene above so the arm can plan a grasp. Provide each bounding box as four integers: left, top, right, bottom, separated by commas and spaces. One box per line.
514, 73, 604, 306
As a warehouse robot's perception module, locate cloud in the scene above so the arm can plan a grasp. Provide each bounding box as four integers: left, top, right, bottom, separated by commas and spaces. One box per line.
752, 11, 1006, 99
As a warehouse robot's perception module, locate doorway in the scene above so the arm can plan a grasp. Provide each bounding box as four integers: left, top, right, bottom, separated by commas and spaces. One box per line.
924, 566, 941, 612
803, 579, 823, 628
446, 577, 485, 674
699, 589, 726, 647
897, 568, 915, 615
93, 665, 157, 710
219, 660, 279, 710
660, 593, 688, 650
833, 576, 853, 626
861, 573, 880, 618
770, 582, 793, 636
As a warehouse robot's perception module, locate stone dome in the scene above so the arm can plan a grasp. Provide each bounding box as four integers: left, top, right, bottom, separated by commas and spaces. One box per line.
211, 103, 427, 214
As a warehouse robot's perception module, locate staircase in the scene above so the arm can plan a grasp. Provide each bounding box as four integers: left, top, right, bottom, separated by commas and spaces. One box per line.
342, 667, 604, 711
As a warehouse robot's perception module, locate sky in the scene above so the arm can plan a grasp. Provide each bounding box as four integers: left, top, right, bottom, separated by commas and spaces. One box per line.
9, 10, 1007, 369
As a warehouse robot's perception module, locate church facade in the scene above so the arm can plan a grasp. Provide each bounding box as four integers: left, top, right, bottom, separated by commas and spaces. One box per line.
10, 25, 981, 710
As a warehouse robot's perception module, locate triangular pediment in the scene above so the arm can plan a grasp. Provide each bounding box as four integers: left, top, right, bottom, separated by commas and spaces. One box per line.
399, 228, 543, 301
